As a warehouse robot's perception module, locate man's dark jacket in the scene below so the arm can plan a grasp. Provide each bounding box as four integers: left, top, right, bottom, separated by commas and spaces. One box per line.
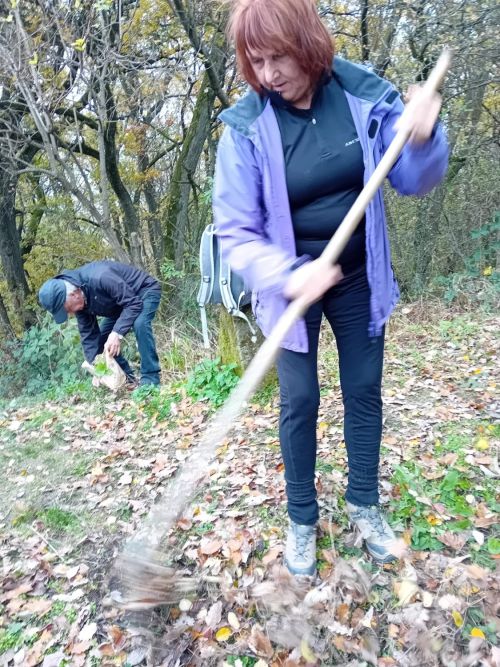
56, 261, 160, 362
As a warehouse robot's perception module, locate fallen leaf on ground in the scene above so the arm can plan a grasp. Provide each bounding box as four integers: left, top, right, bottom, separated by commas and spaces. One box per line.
77, 622, 97, 642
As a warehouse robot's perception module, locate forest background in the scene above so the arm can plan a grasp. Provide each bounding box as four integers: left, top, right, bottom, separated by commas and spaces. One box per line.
0, 0, 498, 397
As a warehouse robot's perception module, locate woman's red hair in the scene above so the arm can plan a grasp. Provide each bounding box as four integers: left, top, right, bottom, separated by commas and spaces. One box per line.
227, 0, 334, 92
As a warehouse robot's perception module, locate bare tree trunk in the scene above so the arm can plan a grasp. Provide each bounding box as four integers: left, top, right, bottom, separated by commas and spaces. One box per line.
143, 181, 164, 272
165, 70, 218, 266
101, 82, 144, 267
0, 169, 35, 327
0, 287, 16, 341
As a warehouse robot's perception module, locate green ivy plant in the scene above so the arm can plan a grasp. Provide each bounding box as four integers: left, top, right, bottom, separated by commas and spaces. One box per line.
185, 357, 239, 407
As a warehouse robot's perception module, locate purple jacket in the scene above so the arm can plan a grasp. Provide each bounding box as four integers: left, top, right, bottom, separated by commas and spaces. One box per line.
213, 58, 449, 352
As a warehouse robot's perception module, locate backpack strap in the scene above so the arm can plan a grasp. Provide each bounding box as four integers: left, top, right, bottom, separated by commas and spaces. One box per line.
197, 224, 216, 306
200, 305, 210, 349
197, 224, 216, 348
219, 259, 257, 342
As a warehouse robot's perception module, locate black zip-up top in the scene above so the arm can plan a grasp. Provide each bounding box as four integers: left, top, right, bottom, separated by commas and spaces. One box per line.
271, 73, 366, 273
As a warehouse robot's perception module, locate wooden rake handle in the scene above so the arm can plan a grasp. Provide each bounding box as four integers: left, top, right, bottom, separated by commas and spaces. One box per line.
124, 50, 451, 553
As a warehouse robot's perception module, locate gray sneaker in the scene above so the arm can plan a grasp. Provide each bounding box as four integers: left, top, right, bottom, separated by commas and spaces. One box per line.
346, 502, 397, 563
284, 521, 316, 576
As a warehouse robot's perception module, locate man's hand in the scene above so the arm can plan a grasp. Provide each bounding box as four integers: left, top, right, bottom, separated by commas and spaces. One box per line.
283, 259, 343, 305
395, 84, 442, 145
105, 331, 121, 357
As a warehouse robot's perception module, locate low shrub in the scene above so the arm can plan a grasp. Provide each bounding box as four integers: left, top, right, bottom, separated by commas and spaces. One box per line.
0, 314, 83, 399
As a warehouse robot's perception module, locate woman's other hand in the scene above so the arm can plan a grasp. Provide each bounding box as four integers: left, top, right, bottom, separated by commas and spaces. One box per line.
283, 259, 343, 304
395, 84, 442, 145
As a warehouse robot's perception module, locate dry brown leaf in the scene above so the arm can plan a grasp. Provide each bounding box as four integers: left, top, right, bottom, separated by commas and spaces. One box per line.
20, 598, 53, 616
228, 611, 240, 630
1, 582, 33, 601
394, 578, 419, 606
177, 518, 192, 531
436, 532, 467, 550
70, 640, 91, 655
98, 643, 117, 657
249, 625, 274, 659
466, 563, 488, 580
262, 546, 283, 565
151, 454, 170, 474
475, 516, 498, 528
205, 601, 223, 629
77, 622, 97, 642
336, 603, 350, 625
321, 549, 336, 564
227, 537, 243, 551
200, 539, 222, 555
283, 659, 301, 667
25, 646, 45, 667
387, 538, 409, 559
388, 624, 399, 638
107, 625, 126, 648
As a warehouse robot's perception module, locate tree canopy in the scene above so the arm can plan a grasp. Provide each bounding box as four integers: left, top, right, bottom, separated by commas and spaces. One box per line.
0, 0, 498, 334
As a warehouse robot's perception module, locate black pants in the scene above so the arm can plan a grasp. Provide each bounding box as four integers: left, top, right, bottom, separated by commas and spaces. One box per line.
276, 267, 385, 525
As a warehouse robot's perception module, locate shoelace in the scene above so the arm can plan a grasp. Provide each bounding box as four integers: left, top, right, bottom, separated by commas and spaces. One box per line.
293, 531, 314, 558
356, 506, 389, 539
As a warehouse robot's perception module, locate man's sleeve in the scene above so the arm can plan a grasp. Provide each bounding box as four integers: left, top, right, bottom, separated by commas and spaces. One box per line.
76, 312, 101, 363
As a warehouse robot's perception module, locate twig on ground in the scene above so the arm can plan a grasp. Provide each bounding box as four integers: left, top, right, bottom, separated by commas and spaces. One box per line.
30, 524, 66, 561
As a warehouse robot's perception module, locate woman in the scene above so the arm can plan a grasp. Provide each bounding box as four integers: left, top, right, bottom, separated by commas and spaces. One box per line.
213, 0, 448, 576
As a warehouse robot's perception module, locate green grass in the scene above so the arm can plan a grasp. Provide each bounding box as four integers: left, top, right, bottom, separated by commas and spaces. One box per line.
437, 317, 477, 342
42, 380, 95, 402
25, 409, 58, 429
0, 623, 24, 652
193, 522, 215, 535
388, 423, 499, 563
18, 440, 55, 458
317, 534, 334, 550
120, 384, 181, 424
71, 457, 92, 477
116, 504, 133, 522
12, 506, 80, 533
252, 377, 279, 406
316, 460, 336, 474
226, 656, 259, 667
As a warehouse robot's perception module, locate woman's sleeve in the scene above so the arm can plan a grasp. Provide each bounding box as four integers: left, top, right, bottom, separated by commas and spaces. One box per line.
213, 127, 299, 292
383, 93, 449, 196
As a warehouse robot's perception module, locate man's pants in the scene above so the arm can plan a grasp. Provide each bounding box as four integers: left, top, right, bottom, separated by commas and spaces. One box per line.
98, 288, 161, 386
276, 268, 385, 525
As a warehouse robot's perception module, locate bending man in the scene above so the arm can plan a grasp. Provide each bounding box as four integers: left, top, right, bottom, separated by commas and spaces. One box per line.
39, 260, 162, 387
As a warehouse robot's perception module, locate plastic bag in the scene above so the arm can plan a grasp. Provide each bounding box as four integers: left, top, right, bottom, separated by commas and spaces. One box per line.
81, 349, 127, 392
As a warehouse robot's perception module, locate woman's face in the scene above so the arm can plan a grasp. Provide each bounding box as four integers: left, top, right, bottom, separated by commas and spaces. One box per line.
247, 47, 313, 109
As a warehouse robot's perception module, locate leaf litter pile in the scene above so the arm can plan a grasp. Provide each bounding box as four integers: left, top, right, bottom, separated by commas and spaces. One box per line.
0, 306, 499, 666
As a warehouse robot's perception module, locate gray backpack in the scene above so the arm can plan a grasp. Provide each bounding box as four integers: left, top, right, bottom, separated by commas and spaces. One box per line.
197, 223, 256, 348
